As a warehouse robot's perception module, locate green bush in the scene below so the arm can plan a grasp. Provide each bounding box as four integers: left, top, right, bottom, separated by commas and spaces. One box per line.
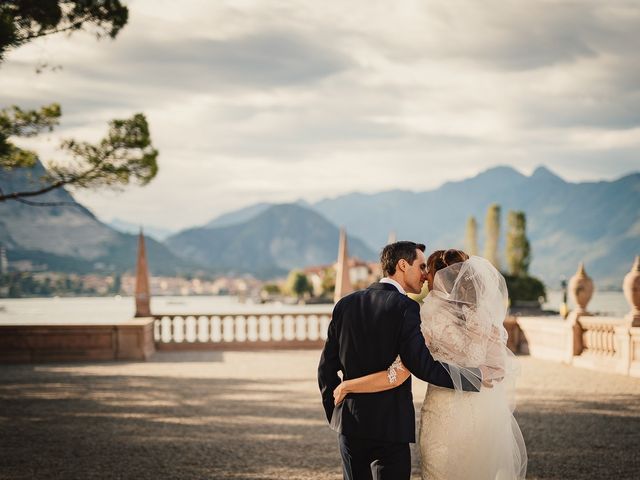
503, 274, 546, 304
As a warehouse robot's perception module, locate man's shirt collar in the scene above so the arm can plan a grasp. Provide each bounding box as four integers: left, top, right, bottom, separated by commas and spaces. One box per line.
380, 277, 406, 295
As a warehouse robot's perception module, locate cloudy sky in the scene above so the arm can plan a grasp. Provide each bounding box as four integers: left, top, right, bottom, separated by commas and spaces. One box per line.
1, 0, 639, 231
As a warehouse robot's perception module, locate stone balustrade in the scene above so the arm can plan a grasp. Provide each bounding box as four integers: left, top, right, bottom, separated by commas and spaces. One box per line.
513, 257, 640, 378
153, 312, 331, 351
3, 256, 638, 370
578, 316, 626, 357
0, 319, 155, 363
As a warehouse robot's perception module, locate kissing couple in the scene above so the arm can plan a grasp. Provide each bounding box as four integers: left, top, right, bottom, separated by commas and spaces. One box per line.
318, 242, 527, 480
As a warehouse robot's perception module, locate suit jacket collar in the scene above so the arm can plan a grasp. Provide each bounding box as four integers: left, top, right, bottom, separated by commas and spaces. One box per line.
368, 282, 402, 293
379, 277, 406, 295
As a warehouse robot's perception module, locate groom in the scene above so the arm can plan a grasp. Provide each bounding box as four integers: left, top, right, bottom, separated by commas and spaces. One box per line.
317, 241, 483, 480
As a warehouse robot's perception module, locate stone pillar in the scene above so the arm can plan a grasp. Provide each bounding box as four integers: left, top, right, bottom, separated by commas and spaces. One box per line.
334, 228, 353, 303
568, 262, 594, 315
135, 230, 152, 317
387, 231, 397, 245
565, 311, 584, 361
623, 256, 640, 327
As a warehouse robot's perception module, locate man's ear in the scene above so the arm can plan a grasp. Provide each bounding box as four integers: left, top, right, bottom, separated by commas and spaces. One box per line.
398, 259, 407, 272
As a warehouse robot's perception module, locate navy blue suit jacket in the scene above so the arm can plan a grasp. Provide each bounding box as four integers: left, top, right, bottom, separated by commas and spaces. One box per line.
317, 282, 479, 443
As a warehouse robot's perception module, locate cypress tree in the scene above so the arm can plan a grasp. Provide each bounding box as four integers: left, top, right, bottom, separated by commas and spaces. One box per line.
484, 204, 501, 270
505, 210, 531, 276
465, 216, 478, 256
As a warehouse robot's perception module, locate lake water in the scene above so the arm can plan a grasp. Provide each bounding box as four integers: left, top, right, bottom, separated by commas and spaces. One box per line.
0, 290, 631, 325
542, 290, 629, 317
0, 295, 334, 325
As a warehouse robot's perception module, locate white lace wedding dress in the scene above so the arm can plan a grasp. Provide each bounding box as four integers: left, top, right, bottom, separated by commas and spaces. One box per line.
394, 256, 527, 480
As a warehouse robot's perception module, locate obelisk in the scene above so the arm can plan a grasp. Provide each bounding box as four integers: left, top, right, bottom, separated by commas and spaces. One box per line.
334, 228, 354, 303
134, 229, 151, 317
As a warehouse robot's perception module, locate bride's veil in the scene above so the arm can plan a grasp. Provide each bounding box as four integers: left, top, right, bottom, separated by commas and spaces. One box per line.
420, 256, 527, 479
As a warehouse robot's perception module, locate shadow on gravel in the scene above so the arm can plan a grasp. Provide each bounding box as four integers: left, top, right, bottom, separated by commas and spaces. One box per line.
3, 365, 638, 480
0, 368, 341, 479
516, 395, 640, 480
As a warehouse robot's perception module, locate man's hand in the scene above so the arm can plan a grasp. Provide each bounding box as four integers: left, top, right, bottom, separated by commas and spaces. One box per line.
333, 381, 349, 405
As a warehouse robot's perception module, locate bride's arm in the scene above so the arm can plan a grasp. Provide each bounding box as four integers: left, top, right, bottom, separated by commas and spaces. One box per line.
333, 357, 411, 405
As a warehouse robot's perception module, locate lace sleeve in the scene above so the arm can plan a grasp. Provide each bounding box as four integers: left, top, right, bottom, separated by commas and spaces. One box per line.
387, 355, 406, 384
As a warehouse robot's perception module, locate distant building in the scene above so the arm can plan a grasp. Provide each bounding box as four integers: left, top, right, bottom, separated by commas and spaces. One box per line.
8, 259, 47, 272
304, 257, 382, 298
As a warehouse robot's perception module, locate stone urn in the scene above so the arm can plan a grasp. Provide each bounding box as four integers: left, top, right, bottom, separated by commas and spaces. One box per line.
568, 262, 594, 314
623, 256, 640, 325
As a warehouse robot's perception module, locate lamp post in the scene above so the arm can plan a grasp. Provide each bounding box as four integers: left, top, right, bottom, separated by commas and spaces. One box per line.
560, 276, 568, 319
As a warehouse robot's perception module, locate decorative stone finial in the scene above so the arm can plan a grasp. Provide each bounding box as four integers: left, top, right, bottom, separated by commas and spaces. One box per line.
623, 255, 640, 326
568, 262, 594, 315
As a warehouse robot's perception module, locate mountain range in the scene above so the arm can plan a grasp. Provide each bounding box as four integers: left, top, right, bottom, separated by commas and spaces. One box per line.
166, 203, 376, 278
1, 161, 638, 287
0, 160, 194, 275
191, 166, 640, 287
108, 218, 174, 242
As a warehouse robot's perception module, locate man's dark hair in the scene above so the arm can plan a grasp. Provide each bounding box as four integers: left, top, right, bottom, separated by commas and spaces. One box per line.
380, 241, 426, 276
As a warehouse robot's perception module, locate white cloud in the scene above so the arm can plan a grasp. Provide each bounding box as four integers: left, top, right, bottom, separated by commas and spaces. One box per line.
1, 0, 639, 230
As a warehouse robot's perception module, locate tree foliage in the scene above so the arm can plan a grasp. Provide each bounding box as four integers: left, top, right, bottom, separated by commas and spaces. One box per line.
0, 111, 158, 203
505, 210, 531, 277
483, 203, 501, 270
0, 103, 61, 168
320, 267, 336, 298
285, 270, 313, 298
464, 216, 478, 256
504, 274, 546, 304
0, 0, 128, 61
0, 1, 156, 206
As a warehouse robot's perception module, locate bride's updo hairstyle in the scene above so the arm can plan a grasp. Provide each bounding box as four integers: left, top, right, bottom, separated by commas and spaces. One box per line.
426, 249, 469, 275
427, 249, 475, 310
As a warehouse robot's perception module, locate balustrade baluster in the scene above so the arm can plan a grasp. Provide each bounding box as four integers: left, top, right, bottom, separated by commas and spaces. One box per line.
241, 315, 247, 342
172, 316, 180, 342
295, 315, 303, 341
211, 316, 221, 342
234, 315, 242, 342
196, 316, 205, 343
153, 311, 332, 347
608, 328, 614, 356
272, 315, 282, 341
306, 315, 314, 341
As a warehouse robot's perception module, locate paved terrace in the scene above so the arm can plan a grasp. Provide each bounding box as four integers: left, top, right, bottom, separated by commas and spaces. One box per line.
1, 351, 639, 480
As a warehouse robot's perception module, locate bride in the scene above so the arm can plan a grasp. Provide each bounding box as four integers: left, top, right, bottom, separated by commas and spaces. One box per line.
333, 249, 527, 480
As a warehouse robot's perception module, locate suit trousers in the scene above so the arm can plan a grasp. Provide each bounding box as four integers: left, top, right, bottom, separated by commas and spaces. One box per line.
338, 433, 411, 480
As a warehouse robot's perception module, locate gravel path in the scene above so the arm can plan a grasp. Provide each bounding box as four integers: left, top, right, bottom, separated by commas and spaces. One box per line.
1, 351, 639, 479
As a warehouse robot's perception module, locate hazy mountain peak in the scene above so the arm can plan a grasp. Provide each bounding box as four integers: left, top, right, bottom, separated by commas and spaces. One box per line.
206, 202, 271, 228
475, 165, 526, 180
166, 201, 376, 278
530, 165, 565, 182
108, 218, 174, 241
438, 165, 526, 193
